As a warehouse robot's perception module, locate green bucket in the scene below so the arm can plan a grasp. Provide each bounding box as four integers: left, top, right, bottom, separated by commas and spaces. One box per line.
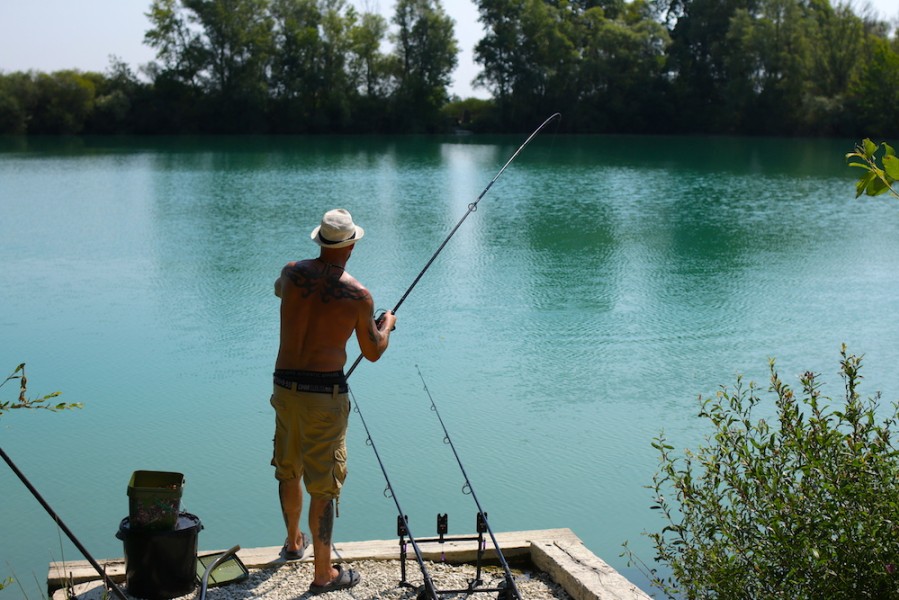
127, 470, 184, 531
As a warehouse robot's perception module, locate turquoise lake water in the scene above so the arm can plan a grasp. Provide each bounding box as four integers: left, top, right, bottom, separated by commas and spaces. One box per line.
2, 133, 899, 596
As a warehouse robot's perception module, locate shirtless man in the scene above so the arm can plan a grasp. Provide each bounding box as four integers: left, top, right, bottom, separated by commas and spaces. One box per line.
271, 208, 396, 595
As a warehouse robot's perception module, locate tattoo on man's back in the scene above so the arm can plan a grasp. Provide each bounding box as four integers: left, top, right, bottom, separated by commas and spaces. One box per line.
284, 264, 367, 302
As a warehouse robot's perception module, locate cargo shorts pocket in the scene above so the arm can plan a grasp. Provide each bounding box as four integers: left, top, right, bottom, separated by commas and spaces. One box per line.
333, 446, 348, 491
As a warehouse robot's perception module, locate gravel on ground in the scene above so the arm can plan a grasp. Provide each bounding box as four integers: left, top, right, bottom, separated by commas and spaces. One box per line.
169, 559, 572, 599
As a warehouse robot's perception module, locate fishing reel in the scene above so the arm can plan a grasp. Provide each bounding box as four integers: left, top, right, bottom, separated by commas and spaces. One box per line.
375, 309, 396, 331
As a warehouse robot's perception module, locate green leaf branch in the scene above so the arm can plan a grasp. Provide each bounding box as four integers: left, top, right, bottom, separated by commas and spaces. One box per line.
0, 363, 82, 416
847, 139, 899, 199
1, 364, 82, 591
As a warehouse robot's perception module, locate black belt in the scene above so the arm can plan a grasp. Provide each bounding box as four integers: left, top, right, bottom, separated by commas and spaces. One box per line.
273, 370, 348, 395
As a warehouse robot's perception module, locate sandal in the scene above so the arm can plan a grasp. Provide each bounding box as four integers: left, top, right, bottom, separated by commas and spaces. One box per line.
308, 565, 362, 595
281, 531, 310, 561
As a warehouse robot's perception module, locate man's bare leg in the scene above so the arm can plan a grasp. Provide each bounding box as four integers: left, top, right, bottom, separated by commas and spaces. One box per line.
309, 497, 339, 585
279, 478, 305, 552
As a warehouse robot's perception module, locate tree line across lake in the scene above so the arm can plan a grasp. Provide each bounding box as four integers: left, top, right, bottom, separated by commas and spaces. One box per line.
1, 0, 897, 136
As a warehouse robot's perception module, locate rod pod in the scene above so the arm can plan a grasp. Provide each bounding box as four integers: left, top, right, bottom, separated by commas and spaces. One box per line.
347, 388, 440, 600
415, 366, 523, 600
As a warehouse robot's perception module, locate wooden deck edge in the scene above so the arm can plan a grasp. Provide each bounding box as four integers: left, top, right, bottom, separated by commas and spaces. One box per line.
49, 528, 649, 600
529, 538, 651, 600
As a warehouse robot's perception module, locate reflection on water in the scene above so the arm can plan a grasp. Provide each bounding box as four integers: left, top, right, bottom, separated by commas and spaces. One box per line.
2, 134, 898, 595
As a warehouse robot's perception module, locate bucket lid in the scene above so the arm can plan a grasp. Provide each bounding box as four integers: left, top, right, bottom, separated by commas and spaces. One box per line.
117, 512, 203, 538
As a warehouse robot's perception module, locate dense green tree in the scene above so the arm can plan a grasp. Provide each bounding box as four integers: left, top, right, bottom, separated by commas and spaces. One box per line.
84, 58, 145, 134
849, 35, 899, 137
144, 0, 207, 87
138, 64, 205, 132
807, 0, 863, 99
474, 0, 577, 129
790, 0, 866, 134
184, 0, 274, 129
657, 0, 897, 135
315, 0, 359, 130
28, 70, 97, 134
391, 0, 458, 131
473, 0, 526, 118
0, 72, 34, 134
270, 0, 371, 132
2, 0, 896, 135
144, 0, 216, 131
476, 0, 671, 131
573, 0, 626, 20
0, 89, 26, 135
346, 11, 392, 131
573, 0, 670, 132
661, 0, 755, 132
347, 12, 390, 99
514, 0, 578, 126
269, 0, 324, 130
145, 0, 274, 131
722, 0, 814, 133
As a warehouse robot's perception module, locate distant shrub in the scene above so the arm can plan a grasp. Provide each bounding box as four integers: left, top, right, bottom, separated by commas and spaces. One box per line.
441, 96, 498, 132
625, 346, 899, 599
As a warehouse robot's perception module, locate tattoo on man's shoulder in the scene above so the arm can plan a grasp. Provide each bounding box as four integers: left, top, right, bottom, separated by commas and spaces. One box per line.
322, 279, 369, 302
283, 265, 318, 297
283, 264, 368, 303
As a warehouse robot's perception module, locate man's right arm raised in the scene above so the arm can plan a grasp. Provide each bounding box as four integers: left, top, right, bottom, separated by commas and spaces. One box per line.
355, 292, 394, 362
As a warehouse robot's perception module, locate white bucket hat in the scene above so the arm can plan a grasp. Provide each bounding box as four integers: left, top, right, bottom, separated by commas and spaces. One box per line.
311, 208, 365, 248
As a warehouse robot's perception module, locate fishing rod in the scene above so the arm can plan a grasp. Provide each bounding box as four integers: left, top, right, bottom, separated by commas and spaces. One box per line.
342, 114, 560, 598
415, 366, 522, 600
347, 387, 440, 600
346, 112, 562, 379
0, 446, 128, 600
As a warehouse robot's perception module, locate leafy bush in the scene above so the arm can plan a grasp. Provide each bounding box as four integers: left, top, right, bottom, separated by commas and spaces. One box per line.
626, 346, 899, 599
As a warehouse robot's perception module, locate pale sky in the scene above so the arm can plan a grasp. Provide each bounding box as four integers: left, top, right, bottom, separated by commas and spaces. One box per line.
1, 0, 896, 100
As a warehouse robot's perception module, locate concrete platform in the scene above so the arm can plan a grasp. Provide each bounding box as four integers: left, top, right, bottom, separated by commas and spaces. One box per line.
49, 528, 650, 600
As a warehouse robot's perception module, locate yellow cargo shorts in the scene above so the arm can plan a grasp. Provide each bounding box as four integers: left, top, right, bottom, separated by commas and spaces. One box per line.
270, 383, 350, 501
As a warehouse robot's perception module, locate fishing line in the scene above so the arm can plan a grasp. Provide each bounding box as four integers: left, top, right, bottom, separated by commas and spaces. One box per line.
346, 112, 562, 379
415, 365, 522, 599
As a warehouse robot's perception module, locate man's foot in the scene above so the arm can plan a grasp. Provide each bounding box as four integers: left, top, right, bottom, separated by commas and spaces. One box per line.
280, 532, 310, 561
308, 565, 362, 595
